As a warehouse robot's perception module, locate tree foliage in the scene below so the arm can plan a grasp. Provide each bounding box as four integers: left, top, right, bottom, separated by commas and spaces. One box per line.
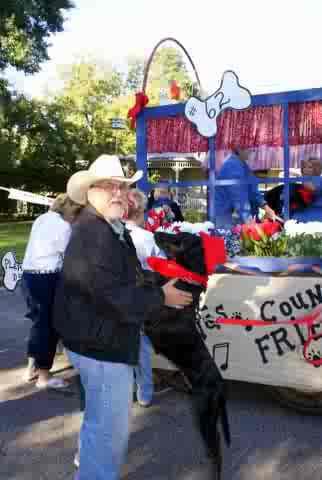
1, 46, 196, 195
0, 0, 74, 74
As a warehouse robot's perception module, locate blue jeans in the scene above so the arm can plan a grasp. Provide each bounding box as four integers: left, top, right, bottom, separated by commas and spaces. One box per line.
134, 334, 154, 404
67, 350, 134, 480
22, 272, 60, 370
77, 334, 153, 412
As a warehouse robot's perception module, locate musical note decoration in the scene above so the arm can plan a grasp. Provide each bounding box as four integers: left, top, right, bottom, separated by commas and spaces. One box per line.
213, 342, 230, 371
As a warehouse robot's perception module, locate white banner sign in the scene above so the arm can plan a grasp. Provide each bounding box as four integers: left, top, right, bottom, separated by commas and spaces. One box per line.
199, 274, 322, 392
8, 188, 54, 206
153, 274, 322, 392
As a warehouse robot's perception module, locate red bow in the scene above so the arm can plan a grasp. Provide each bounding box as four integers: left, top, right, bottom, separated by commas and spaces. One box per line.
199, 232, 226, 275
147, 233, 227, 286
127, 92, 149, 129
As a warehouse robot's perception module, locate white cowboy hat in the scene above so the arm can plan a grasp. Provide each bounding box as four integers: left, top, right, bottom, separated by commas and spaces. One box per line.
67, 154, 143, 205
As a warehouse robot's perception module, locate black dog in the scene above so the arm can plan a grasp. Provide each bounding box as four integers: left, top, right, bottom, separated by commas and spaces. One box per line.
144, 232, 230, 479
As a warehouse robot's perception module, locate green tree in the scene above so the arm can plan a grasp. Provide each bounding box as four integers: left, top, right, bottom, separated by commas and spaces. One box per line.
125, 56, 144, 93
0, 46, 197, 199
0, 94, 78, 192
55, 61, 125, 163
0, 1, 73, 74
0, 0, 74, 198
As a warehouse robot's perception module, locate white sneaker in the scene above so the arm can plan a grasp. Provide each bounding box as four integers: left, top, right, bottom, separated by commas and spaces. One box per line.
35, 377, 69, 389
74, 451, 80, 469
137, 399, 152, 408
22, 358, 39, 382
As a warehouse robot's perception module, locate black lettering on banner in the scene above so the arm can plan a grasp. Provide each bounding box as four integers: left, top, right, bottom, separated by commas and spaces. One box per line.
206, 304, 227, 330
279, 301, 293, 317
293, 323, 306, 346
260, 300, 277, 321
306, 284, 322, 308
270, 327, 296, 356
255, 335, 271, 364
215, 304, 227, 318
289, 293, 310, 310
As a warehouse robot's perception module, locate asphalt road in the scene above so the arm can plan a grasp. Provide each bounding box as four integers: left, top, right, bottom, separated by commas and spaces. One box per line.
1, 288, 322, 480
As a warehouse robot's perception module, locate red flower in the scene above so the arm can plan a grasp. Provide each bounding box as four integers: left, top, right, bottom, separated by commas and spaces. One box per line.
241, 221, 281, 242
241, 224, 262, 241
261, 220, 281, 237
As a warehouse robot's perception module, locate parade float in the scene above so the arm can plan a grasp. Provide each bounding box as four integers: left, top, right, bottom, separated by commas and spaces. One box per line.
130, 37, 322, 413
3, 37, 322, 413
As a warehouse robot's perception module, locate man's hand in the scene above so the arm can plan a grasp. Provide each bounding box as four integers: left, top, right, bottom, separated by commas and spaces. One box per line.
162, 278, 193, 308
263, 204, 277, 220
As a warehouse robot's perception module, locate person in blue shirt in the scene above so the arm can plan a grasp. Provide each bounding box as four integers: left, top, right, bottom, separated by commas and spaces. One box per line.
214, 148, 276, 228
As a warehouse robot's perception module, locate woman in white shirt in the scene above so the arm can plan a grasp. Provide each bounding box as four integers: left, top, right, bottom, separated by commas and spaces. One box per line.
22, 194, 82, 389
126, 188, 164, 407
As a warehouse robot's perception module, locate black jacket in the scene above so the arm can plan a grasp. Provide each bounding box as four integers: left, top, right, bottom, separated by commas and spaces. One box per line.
53, 207, 164, 365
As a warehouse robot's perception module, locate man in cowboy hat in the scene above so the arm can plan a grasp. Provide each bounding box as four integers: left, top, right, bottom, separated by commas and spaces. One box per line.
53, 154, 192, 480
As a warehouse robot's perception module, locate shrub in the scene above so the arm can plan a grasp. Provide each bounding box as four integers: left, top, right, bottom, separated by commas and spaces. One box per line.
183, 209, 207, 223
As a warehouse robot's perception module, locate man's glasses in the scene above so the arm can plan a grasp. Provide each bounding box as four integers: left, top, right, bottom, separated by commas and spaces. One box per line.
93, 181, 129, 194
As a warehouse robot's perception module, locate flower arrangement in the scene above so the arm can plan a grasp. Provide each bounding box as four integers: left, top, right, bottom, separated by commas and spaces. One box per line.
153, 221, 242, 258
238, 221, 287, 257
238, 219, 322, 258
148, 216, 322, 261
210, 228, 241, 258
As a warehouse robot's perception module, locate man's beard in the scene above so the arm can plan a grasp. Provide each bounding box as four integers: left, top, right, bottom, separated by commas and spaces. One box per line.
106, 202, 126, 220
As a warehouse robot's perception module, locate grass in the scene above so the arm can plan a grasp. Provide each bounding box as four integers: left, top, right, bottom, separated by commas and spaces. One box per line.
0, 221, 31, 264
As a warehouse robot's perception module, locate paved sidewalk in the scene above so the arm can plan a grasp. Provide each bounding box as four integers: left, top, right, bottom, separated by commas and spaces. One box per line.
0, 289, 217, 480
2, 288, 322, 480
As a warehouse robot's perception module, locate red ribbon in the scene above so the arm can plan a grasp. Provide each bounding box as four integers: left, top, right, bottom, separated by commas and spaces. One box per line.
147, 257, 208, 287
147, 234, 226, 286
214, 310, 322, 366
127, 92, 149, 129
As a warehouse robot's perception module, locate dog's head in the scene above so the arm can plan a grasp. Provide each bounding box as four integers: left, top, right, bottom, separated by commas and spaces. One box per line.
154, 232, 206, 276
